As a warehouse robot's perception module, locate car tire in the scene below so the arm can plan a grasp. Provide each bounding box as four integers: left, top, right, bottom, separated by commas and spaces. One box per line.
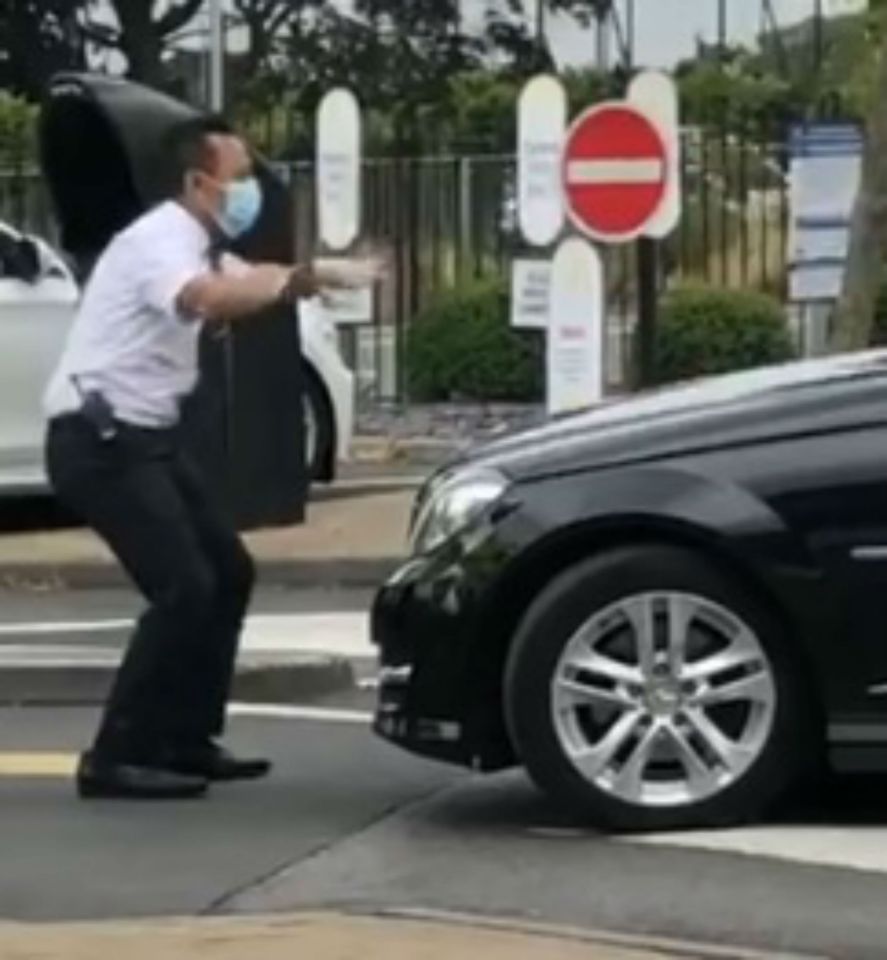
303, 371, 334, 482
504, 544, 820, 832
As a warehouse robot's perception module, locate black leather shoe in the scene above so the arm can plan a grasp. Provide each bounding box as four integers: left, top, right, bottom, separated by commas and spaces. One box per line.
167, 743, 272, 782
76, 752, 209, 800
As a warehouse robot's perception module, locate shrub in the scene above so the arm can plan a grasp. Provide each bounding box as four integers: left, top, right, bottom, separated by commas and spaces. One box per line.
870, 278, 887, 346
652, 284, 794, 385
406, 276, 544, 402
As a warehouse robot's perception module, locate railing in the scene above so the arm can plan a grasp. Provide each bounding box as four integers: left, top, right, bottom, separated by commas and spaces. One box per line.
0, 120, 790, 409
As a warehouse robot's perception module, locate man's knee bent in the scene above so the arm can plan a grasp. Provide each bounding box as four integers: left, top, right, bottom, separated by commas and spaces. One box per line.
160, 565, 218, 623
216, 542, 255, 610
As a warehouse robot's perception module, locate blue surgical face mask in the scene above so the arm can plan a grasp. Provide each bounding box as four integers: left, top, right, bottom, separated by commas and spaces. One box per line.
216, 176, 262, 238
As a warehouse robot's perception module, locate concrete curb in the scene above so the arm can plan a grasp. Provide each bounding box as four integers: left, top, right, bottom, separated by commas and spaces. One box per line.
0, 654, 355, 707
0, 557, 401, 593
350, 436, 461, 468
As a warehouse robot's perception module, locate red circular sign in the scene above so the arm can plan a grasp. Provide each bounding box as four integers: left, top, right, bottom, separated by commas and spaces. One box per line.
562, 102, 668, 243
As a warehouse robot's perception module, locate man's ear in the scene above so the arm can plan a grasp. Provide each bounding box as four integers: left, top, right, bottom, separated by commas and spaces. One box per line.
183, 170, 199, 195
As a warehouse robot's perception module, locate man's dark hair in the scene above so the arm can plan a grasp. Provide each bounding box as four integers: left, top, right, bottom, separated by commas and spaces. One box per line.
164, 114, 234, 194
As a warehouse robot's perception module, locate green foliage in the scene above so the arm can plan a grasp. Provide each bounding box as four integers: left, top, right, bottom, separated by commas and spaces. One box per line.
871, 278, 887, 346
676, 59, 796, 135
653, 285, 794, 385
0, 93, 37, 168
406, 276, 544, 403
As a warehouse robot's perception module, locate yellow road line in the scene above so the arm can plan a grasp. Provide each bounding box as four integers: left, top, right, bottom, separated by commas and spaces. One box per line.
0, 753, 77, 777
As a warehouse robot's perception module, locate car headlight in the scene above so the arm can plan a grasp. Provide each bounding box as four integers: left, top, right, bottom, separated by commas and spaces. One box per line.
410, 468, 510, 556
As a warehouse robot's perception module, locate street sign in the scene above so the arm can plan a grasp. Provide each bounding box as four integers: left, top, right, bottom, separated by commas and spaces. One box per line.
517, 74, 567, 247
316, 88, 361, 251
547, 237, 604, 415
511, 258, 552, 329
562, 101, 668, 244
788, 123, 863, 302
628, 70, 681, 238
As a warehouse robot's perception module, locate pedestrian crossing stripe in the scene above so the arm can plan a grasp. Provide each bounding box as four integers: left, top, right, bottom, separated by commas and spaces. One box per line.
0, 753, 77, 777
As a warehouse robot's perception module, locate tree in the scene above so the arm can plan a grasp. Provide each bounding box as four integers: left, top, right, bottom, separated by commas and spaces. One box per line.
231, 0, 324, 75
80, 0, 204, 88
830, 0, 887, 350
277, 1, 486, 127
0, 0, 85, 99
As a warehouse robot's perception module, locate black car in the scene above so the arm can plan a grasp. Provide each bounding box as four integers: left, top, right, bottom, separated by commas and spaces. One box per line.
372, 349, 887, 831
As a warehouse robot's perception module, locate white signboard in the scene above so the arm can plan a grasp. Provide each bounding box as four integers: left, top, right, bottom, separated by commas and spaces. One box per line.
788, 123, 863, 302
628, 69, 682, 238
321, 286, 374, 326
517, 74, 567, 247
547, 237, 604, 415
316, 88, 362, 251
511, 258, 552, 329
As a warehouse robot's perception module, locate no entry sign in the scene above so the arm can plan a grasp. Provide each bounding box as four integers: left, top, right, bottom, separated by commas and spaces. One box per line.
562, 101, 668, 243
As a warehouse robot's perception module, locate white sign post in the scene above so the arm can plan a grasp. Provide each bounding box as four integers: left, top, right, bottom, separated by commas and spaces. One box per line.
517, 74, 567, 248
510, 74, 566, 335
547, 237, 605, 415
316, 88, 362, 252
628, 69, 682, 238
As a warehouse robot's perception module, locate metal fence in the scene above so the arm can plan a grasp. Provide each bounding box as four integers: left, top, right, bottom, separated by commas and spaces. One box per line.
0, 118, 791, 409
283, 122, 791, 406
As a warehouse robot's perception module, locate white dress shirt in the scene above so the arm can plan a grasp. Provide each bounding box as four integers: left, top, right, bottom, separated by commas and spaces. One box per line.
44, 200, 213, 428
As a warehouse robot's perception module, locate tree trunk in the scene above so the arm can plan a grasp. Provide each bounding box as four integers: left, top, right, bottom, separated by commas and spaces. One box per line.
111, 0, 165, 87
830, 5, 887, 352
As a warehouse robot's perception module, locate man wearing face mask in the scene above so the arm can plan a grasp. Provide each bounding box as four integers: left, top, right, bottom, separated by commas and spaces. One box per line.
43, 116, 370, 801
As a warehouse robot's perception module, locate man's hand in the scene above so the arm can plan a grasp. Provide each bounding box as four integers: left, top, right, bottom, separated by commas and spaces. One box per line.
313, 255, 388, 290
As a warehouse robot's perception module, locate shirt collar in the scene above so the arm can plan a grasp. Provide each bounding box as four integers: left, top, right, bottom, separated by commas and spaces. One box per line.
165, 200, 213, 256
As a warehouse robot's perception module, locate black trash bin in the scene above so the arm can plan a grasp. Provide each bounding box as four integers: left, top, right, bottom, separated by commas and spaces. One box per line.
38, 72, 307, 530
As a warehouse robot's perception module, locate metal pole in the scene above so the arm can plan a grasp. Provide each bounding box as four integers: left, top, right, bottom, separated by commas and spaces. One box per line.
209, 0, 224, 112
596, 8, 610, 72
717, 0, 727, 60
636, 238, 659, 388
813, 0, 824, 72
626, 0, 636, 69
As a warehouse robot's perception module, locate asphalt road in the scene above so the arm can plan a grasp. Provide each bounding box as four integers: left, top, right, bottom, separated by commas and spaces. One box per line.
1, 587, 887, 957
0, 704, 884, 958
0, 704, 457, 921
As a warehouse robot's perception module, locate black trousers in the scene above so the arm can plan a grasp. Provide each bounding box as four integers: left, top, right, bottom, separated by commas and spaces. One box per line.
45, 413, 255, 765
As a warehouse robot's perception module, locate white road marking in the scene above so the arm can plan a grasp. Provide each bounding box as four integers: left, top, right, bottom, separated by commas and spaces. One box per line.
623, 826, 887, 876
0, 612, 374, 659
0, 619, 131, 636
227, 703, 372, 725
567, 158, 664, 185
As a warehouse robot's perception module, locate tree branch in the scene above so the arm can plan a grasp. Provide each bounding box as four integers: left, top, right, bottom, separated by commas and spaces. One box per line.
157, 0, 204, 39
78, 20, 120, 49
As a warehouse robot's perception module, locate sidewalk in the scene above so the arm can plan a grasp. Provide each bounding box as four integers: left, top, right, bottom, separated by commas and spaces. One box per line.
0, 911, 697, 960
0, 489, 414, 591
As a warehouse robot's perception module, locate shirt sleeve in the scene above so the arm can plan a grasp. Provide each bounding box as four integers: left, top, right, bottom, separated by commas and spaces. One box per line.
137, 233, 208, 323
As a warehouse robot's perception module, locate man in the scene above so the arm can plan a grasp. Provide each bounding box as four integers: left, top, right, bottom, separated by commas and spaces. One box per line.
43, 116, 368, 801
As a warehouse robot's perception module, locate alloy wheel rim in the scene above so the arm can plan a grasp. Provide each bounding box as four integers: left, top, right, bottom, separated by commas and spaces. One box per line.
551, 591, 777, 809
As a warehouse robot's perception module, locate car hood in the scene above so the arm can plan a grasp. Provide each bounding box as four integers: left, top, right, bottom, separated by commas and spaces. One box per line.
457, 349, 887, 480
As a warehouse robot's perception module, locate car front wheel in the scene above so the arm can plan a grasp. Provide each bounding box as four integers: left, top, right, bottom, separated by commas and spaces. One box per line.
504, 544, 819, 832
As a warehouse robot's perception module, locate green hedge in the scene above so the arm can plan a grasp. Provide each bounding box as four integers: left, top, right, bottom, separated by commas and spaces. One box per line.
652, 284, 794, 385
406, 276, 544, 402
405, 278, 794, 403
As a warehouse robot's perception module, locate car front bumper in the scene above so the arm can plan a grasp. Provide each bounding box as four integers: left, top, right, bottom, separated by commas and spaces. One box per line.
371, 518, 523, 773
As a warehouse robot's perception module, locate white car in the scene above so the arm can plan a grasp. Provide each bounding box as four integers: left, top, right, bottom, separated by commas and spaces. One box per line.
0, 220, 354, 494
